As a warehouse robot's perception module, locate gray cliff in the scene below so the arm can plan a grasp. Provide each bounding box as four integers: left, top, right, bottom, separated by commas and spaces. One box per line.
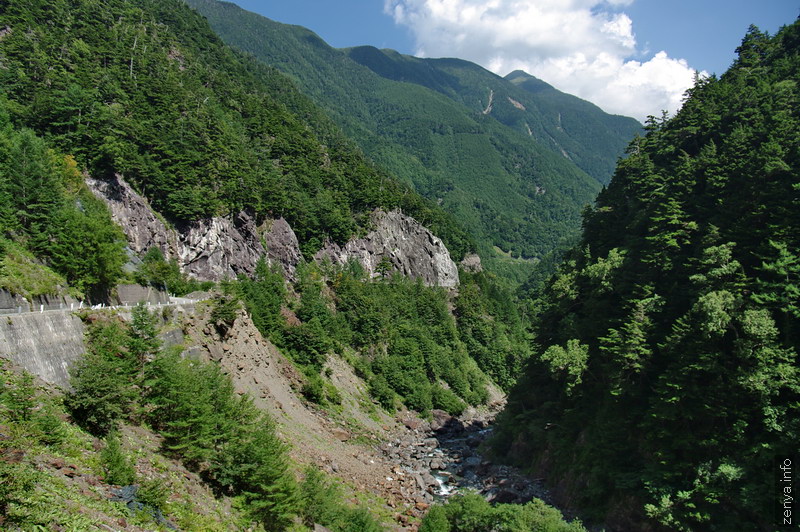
86, 174, 301, 281
261, 218, 302, 282
315, 209, 459, 288
85, 174, 179, 260
177, 210, 264, 280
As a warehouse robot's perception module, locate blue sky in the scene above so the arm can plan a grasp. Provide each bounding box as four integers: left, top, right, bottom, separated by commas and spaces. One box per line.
229, 0, 798, 119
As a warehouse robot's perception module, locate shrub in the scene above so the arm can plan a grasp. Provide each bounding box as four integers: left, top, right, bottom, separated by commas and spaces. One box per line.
101, 431, 136, 486
301, 372, 326, 404
432, 385, 466, 416
368, 374, 395, 411
3, 372, 37, 422
419, 492, 586, 532
210, 293, 240, 334
137, 478, 170, 510
33, 410, 68, 446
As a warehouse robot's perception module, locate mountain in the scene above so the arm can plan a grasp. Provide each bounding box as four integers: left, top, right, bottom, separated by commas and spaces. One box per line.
492, 20, 800, 530
343, 49, 640, 186
0, 0, 472, 267
183, 0, 641, 281
0, 0, 551, 529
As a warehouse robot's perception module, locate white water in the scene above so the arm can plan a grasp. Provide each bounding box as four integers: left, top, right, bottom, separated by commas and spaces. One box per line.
432, 472, 457, 497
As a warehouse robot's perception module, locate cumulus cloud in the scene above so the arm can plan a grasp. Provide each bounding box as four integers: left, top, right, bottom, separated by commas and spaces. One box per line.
384, 0, 702, 121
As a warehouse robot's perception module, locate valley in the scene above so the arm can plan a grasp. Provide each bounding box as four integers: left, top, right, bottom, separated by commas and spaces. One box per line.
0, 0, 796, 530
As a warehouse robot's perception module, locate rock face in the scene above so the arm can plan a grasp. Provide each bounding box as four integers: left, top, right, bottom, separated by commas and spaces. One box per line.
262, 218, 303, 282
87, 174, 302, 281
85, 174, 179, 259
177, 211, 264, 281
315, 209, 459, 288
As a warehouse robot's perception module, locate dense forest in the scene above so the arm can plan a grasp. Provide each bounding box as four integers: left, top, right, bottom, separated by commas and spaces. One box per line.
1, 0, 797, 530
0, 0, 547, 528
0, 105, 128, 300
0, 0, 473, 261
184, 0, 641, 282
0, 0, 538, 414
493, 20, 800, 531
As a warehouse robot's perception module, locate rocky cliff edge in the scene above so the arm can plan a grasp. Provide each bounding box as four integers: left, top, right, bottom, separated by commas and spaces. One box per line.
315, 209, 459, 288
89, 176, 458, 288
86, 174, 301, 282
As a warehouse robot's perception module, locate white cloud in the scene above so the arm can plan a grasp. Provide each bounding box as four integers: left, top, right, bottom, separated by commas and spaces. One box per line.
384, 0, 703, 121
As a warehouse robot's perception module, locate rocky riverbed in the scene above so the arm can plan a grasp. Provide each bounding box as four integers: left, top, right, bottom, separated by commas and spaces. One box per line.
375, 408, 552, 526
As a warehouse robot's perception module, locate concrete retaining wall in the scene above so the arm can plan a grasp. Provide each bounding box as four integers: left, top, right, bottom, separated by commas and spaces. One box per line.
0, 312, 86, 388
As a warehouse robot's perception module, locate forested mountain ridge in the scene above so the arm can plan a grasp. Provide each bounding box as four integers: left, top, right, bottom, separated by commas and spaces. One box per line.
183, 0, 640, 281
0, 0, 473, 262
0, 1, 561, 529
344, 47, 641, 186
493, 20, 800, 531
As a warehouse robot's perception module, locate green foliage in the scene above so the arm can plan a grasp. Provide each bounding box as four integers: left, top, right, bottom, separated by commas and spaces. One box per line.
368, 374, 396, 411
539, 339, 588, 394
209, 292, 240, 334
3, 371, 36, 422
330, 272, 489, 411
0, 360, 250, 530
185, 0, 642, 280
297, 466, 382, 532
0, 102, 126, 298
431, 385, 466, 416
0, 0, 472, 264
235, 261, 510, 413
0, 459, 45, 527
495, 20, 800, 530
455, 271, 533, 390
137, 478, 170, 511
134, 247, 212, 296
236, 258, 286, 337
65, 317, 138, 435
129, 303, 161, 376
101, 431, 136, 486
419, 492, 586, 532
146, 350, 297, 530
63, 307, 304, 529
46, 190, 127, 297
301, 371, 326, 404
0, 239, 74, 300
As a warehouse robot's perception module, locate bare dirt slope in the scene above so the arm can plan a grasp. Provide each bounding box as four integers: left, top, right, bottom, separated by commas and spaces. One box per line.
181, 306, 467, 528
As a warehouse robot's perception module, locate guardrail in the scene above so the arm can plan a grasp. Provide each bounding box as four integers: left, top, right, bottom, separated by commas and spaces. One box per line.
0, 297, 208, 316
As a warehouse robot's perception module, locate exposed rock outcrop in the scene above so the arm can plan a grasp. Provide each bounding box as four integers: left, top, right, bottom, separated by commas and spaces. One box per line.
85, 174, 179, 259
262, 218, 303, 282
177, 211, 264, 281
460, 253, 483, 273
315, 209, 459, 288
87, 174, 302, 282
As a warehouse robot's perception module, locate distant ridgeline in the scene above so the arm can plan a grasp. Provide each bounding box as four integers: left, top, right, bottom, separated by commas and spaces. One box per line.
492, 20, 800, 530
183, 0, 642, 282
0, 0, 473, 270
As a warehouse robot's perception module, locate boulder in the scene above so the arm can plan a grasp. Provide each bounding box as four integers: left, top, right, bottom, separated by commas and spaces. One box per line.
460, 253, 483, 273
